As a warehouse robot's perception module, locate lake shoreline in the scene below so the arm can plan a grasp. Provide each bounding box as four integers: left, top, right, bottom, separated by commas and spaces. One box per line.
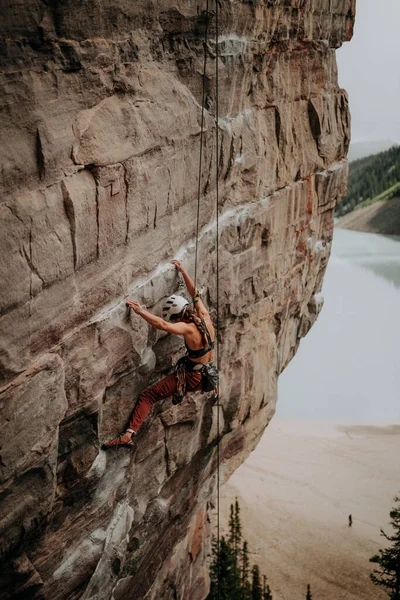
336, 196, 400, 236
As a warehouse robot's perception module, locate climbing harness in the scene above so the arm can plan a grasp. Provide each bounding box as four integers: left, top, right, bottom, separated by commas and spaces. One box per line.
172, 355, 218, 403
173, 356, 194, 404
200, 361, 219, 393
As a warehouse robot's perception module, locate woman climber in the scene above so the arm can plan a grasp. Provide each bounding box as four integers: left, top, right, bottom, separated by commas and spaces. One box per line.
103, 260, 218, 448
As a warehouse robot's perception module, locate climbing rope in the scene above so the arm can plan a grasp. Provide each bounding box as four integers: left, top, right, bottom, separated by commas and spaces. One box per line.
194, 0, 210, 292
214, 1, 221, 596
193, 1, 221, 597
214, 2, 221, 598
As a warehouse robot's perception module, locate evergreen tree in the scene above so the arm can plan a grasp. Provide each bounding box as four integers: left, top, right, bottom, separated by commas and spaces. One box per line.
370, 496, 400, 599
208, 500, 273, 600
228, 498, 242, 568
263, 574, 273, 599
208, 536, 242, 600
251, 565, 263, 600
241, 541, 251, 600
235, 498, 242, 553
306, 583, 313, 599
229, 503, 236, 547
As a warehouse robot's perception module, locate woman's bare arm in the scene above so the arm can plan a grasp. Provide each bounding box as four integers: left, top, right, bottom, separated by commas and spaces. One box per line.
126, 300, 192, 335
171, 260, 208, 317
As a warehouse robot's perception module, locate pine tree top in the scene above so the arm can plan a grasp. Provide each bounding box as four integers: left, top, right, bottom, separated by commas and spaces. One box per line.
370, 495, 400, 599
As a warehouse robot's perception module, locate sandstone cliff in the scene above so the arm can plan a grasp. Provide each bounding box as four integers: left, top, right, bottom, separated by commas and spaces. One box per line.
0, 1, 354, 598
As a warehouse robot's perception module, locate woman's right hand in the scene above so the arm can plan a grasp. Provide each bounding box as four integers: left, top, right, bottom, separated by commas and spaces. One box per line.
126, 299, 144, 315
171, 259, 184, 273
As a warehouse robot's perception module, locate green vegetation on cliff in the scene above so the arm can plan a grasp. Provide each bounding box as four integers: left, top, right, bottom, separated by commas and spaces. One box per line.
336, 145, 400, 217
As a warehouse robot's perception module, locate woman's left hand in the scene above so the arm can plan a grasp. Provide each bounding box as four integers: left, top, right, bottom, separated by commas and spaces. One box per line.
126, 300, 144, 314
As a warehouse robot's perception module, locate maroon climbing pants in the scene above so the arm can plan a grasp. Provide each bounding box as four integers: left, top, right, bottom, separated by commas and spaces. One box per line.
128, 371, 202, 433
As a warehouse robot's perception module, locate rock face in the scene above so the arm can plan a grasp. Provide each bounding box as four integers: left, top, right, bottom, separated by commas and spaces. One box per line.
0, 1, 354, 598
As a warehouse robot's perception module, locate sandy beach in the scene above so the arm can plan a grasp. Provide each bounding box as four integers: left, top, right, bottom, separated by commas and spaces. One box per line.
221, 418, 400, 600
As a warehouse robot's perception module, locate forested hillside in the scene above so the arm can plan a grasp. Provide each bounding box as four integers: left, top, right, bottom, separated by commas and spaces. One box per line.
336, 145, 400, 216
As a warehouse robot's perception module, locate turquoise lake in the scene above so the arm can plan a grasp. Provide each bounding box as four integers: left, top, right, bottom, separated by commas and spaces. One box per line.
277, 227, 400, 423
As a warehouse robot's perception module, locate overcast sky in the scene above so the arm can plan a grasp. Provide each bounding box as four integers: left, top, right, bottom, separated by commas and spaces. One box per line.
336, 0, 400, 143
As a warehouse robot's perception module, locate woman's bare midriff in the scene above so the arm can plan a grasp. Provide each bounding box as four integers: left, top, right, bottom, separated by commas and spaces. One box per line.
186, 350, 214, 364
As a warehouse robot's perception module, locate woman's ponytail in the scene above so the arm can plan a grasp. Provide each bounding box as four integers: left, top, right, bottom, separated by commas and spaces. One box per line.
184, 309, 209, 346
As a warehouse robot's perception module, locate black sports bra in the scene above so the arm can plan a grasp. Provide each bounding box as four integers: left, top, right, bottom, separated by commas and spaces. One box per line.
185, 318, 214, 359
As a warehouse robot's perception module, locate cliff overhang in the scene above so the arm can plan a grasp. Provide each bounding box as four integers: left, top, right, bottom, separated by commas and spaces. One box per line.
0, 1, 354, 598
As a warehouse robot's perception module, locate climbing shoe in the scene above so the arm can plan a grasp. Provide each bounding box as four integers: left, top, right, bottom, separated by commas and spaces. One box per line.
102, 433, 135, 450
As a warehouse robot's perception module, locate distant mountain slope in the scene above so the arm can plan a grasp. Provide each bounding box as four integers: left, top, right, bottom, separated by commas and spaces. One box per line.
336, 144, 400, 217
336, 196, 400, 235
348, 139, 397, 162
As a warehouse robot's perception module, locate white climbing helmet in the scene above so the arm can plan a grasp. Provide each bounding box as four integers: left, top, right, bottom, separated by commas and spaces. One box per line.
162, 295, 189, 321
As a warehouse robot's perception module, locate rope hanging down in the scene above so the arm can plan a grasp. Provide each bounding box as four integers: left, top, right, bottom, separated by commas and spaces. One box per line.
194, 0, 210, 292
193, 1, 221, 597
214, 1, 221, 596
